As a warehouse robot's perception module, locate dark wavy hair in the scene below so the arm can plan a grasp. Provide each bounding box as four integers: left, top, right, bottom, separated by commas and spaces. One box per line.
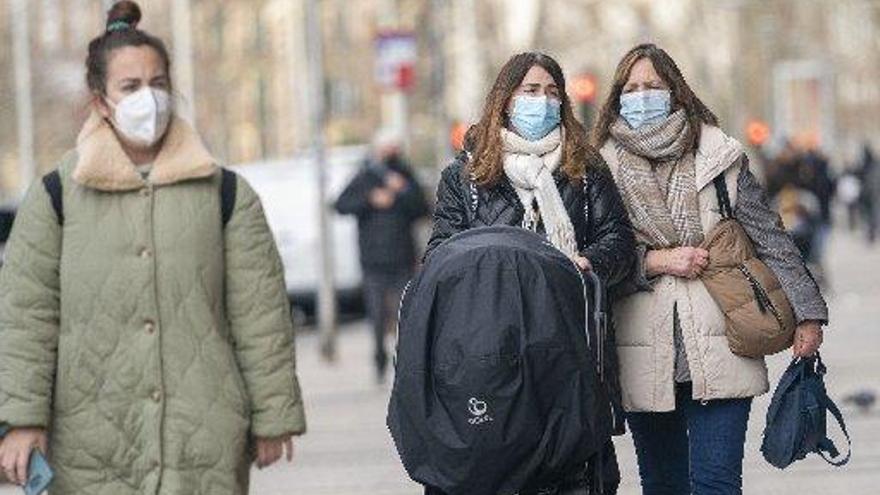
85, 1, 171, 96
467, 52, 603, 187
590, 43, 718, 152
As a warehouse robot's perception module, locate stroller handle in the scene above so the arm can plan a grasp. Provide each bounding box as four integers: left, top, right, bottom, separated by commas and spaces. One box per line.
577, 268, 607, 383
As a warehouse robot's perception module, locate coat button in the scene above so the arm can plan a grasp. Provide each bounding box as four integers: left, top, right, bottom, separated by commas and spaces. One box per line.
144, 320, 156, 334
150, 389, 162, 402
139, 247, 152, 259
140, 188, 151, 197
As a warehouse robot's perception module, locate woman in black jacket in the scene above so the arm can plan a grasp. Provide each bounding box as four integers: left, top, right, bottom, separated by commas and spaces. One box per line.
424, 52, 636, 495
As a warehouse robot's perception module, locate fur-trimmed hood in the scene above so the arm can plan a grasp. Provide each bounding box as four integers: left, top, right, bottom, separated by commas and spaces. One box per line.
72, 111, 217, 191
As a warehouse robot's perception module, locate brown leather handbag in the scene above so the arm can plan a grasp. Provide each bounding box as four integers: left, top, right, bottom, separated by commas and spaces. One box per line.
699, 176, 796, 358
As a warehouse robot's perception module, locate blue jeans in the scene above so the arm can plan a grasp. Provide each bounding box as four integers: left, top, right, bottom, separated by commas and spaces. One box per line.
626, 382, 752, 495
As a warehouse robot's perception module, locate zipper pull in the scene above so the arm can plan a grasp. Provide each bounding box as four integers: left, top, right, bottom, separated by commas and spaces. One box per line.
752, 281, 768, 313
597, 311, 607, 383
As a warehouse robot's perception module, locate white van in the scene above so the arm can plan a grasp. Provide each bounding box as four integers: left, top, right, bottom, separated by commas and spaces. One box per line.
230, 146, 369, 323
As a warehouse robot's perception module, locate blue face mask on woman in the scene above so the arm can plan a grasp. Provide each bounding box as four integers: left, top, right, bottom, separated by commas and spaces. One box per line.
509, 95, 561, 141
619, 89, 671, 129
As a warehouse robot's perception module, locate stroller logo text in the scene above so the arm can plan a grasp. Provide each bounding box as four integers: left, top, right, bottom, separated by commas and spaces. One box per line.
467, 398, 493, 425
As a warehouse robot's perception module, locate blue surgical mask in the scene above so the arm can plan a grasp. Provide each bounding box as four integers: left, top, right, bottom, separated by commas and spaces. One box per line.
509, 95, 561, 141
619, 89, 671, 129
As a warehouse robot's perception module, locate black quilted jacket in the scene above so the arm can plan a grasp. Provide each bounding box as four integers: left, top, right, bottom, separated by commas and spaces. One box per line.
424, 152, 637, 433
425, 153, 635, 289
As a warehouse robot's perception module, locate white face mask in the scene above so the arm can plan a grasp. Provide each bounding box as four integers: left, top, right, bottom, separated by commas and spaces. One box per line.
106, 87, 172, 147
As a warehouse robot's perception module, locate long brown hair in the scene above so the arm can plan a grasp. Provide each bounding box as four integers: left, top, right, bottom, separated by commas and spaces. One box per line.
590, 44, 718, 151
467, 52, 603, 187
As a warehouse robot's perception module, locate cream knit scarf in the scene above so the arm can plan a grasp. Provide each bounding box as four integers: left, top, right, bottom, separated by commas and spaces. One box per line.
501, 127, 579, 259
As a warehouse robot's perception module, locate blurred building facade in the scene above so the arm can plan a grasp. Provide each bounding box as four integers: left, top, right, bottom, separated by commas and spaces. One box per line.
1, 0, 879, 200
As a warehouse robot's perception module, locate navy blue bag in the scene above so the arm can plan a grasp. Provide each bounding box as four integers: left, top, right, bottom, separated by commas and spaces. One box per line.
761, 354, 851, 469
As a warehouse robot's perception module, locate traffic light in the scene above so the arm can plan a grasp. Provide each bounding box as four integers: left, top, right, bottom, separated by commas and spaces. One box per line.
746, 120, 771, 147
572, 73, 598, 128
572, 74, 598, 103
450, 121, 468, 151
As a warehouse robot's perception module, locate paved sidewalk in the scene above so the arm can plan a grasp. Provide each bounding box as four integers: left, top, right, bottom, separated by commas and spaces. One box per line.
254, 228, 880, 494
3, 229, 878, 494
248, 228, 880, 494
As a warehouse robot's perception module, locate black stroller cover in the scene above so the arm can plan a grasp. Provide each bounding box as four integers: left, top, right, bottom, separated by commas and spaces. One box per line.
388, 226, 612, 495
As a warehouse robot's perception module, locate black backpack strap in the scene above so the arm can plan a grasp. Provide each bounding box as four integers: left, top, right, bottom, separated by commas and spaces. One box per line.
42, 170, 64, 225
713, 175, 734, 220
40, 169, 236, 229
220, 168, 237, 228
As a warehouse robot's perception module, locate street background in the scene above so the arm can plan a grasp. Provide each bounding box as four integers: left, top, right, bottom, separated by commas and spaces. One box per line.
0, 228, 877, 493
1, 0, 880, 493
2, 0, 880, 192
226, 228, 880, 494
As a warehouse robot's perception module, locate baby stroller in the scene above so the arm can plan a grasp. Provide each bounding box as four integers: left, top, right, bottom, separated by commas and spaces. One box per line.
387, 226, 614, 495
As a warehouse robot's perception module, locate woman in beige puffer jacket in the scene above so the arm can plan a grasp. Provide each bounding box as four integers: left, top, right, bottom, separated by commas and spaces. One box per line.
591, 44, 827, 495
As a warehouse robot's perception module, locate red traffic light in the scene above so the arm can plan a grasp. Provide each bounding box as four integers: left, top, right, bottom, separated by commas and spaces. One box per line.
572, 74, 598, 103
450, 122, 468, 151
746, 120, 771, 146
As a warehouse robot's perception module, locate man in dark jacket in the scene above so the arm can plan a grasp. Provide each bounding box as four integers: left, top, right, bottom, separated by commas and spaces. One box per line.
335, 131, 430, 382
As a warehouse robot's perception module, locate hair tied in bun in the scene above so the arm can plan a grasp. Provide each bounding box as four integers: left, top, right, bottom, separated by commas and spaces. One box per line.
86, 0, 171, 95
106, 1, 142, 31
107, 21, 131, 33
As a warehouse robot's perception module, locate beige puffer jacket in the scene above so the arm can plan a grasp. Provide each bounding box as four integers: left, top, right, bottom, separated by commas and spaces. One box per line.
599, 125, 769, 412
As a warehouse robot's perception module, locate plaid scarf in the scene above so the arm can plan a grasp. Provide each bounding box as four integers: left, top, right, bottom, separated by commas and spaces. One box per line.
609, 110, 704, 248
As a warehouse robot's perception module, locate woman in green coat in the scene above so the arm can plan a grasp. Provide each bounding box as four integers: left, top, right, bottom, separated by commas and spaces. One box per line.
0, 2, 306, 493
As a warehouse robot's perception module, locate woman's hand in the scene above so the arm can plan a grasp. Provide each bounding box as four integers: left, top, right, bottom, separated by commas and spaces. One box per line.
645, 247, 709, 279
254, 434, 295, 469
573, 255, 592, 272
0, 427, 47, 485
793, 321, 823, 357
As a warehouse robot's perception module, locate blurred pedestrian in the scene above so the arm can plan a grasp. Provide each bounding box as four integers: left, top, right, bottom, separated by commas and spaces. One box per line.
591, 43, 828, 495
801, 146, 836, 228
837, 167, 862, 232
0, 2, 305, 494
776, 185, 822, 264
765, 141, 833, 273
425, 51, 636, 495
765, 139, 801, 198
858, 143, 878, 243
335, 130, 429, 383
800, 145, 836, 262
